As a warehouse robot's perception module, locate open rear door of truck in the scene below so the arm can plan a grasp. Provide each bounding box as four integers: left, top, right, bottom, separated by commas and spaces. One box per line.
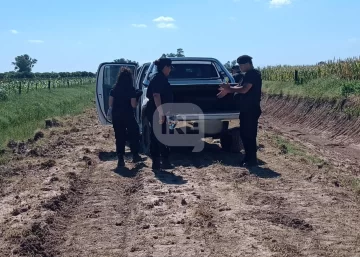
95, 62, 138, 125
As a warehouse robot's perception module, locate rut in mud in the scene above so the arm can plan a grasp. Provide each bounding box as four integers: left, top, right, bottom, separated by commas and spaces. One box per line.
0, 105, 359, 257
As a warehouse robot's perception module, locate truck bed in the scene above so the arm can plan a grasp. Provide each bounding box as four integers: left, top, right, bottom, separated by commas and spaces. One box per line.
171, 84, 238, 114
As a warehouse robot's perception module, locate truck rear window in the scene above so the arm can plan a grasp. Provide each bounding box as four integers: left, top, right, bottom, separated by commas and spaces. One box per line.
170, 64, 218, 79
149, 63, 219, 79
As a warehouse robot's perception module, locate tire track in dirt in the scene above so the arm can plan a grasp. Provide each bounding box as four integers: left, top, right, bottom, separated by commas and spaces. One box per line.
0, 112, 97, 256
1, 108, 360, 257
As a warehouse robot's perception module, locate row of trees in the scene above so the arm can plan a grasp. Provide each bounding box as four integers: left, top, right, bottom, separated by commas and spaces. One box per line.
0, 71, 96, 80
1, 54, 95, 80
3, 49, 234, 81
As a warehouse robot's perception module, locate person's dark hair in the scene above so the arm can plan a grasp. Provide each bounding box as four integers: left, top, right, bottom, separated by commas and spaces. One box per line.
113, 66, 133, 89
237, 55, 253, 65
154, 57, 172, 71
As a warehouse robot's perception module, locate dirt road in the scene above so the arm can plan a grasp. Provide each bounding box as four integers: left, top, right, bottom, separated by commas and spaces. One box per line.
0, 108, 359, 257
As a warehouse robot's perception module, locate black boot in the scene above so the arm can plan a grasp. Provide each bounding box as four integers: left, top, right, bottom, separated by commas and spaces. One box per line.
240, 154, 249, 166
161, 157, 174, 169
132, 153, 141, 163
152, 158, 161, 170
243, 152, 258, 167
117, 155, 125, 168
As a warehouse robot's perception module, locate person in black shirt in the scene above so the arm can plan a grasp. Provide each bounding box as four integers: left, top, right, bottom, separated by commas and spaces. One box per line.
107, 67, 142, 168
231, 65, 243, 84
145, 58, 174, 170
217, 55, 262, 167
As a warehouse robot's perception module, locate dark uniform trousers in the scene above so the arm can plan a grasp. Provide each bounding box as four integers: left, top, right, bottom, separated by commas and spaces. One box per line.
147, 111, 170, 159
112, 113, 140, 156
239, 107, 262, 160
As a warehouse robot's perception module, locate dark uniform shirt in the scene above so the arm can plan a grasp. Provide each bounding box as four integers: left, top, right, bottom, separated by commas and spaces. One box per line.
110, 84, 136, 117
236, 68, 262, 112
232, 72, 244, 83
146, 72, 173, 115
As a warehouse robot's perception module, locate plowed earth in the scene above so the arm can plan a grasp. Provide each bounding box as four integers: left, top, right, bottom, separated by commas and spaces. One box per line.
0, 101, 359, 257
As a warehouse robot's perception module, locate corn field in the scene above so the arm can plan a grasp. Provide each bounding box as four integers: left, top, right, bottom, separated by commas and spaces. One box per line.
259, 56, 360, 83
0, 77, 95, 99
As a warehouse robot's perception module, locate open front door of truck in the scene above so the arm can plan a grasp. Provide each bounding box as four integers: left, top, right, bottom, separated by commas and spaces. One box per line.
135, 62, 150, 129
95, 62, 138, 125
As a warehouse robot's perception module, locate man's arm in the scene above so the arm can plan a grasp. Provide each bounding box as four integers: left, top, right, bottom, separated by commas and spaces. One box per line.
128, 86, 138, 108
153, 94, 163, 113
227, 71, 254, 94
151, 77, 164, 115
109, 95, 114, 107
228, 83, 253, 94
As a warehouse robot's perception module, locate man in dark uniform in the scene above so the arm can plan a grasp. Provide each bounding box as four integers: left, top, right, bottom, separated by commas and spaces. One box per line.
217, 55, 262, 167
231, 65, 243, 83
146, 58, 174, 170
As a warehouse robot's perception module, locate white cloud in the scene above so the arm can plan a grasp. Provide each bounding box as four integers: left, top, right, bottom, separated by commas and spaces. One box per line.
156, 23, 177, 29
132, 24, 147, 28
28, 40, 44, 44
10, 29, 18, 34
270, 0, 291, 7
270, 0, 291, 6
153, 16, 175, 23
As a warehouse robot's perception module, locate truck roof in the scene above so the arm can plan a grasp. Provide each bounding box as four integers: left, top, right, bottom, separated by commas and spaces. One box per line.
166, 57, 220, 62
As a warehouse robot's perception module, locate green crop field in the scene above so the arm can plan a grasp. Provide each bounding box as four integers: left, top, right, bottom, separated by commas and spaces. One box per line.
259, 56, 360, 99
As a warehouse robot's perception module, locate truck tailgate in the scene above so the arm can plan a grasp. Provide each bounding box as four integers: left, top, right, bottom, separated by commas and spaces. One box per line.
171, 84, 238, 114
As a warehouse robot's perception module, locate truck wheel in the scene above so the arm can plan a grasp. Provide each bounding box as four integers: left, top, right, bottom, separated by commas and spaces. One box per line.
141, 117, 151, 155
220, 127, 243, 153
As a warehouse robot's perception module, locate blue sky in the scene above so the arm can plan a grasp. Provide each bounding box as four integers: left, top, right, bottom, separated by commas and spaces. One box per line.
0, 0, 359, 72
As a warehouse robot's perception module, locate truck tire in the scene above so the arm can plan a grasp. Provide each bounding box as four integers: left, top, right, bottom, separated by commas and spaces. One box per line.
220, 127, 243, 153
141, 117, 151, 155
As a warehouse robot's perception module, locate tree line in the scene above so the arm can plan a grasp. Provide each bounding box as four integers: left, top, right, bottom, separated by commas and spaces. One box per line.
0, 71, 96, 80
2, 49, 234, 81
1, 54, 95, 80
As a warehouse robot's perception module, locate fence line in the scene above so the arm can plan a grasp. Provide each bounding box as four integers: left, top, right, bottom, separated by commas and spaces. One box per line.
0, 77, 96, 96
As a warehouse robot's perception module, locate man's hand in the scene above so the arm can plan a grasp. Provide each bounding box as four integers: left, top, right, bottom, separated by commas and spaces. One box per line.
107, 107, 112, 122
159, 114, 165, 124
220, 82, 231, 90
217, 83, 231, 98
158, 110, 165, 124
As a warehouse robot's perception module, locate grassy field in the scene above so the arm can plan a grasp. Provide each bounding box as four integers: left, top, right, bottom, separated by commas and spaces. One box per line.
0, 84, 95, 148
262, 78, 360, 100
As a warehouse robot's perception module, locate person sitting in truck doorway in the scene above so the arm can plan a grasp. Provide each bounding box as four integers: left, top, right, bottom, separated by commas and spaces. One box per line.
146, 57, 174, 170
217, 55, 262, 167
107, 67, 142, 168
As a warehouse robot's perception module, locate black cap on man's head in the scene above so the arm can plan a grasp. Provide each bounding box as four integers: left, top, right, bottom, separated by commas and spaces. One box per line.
237, 55, 253, 64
